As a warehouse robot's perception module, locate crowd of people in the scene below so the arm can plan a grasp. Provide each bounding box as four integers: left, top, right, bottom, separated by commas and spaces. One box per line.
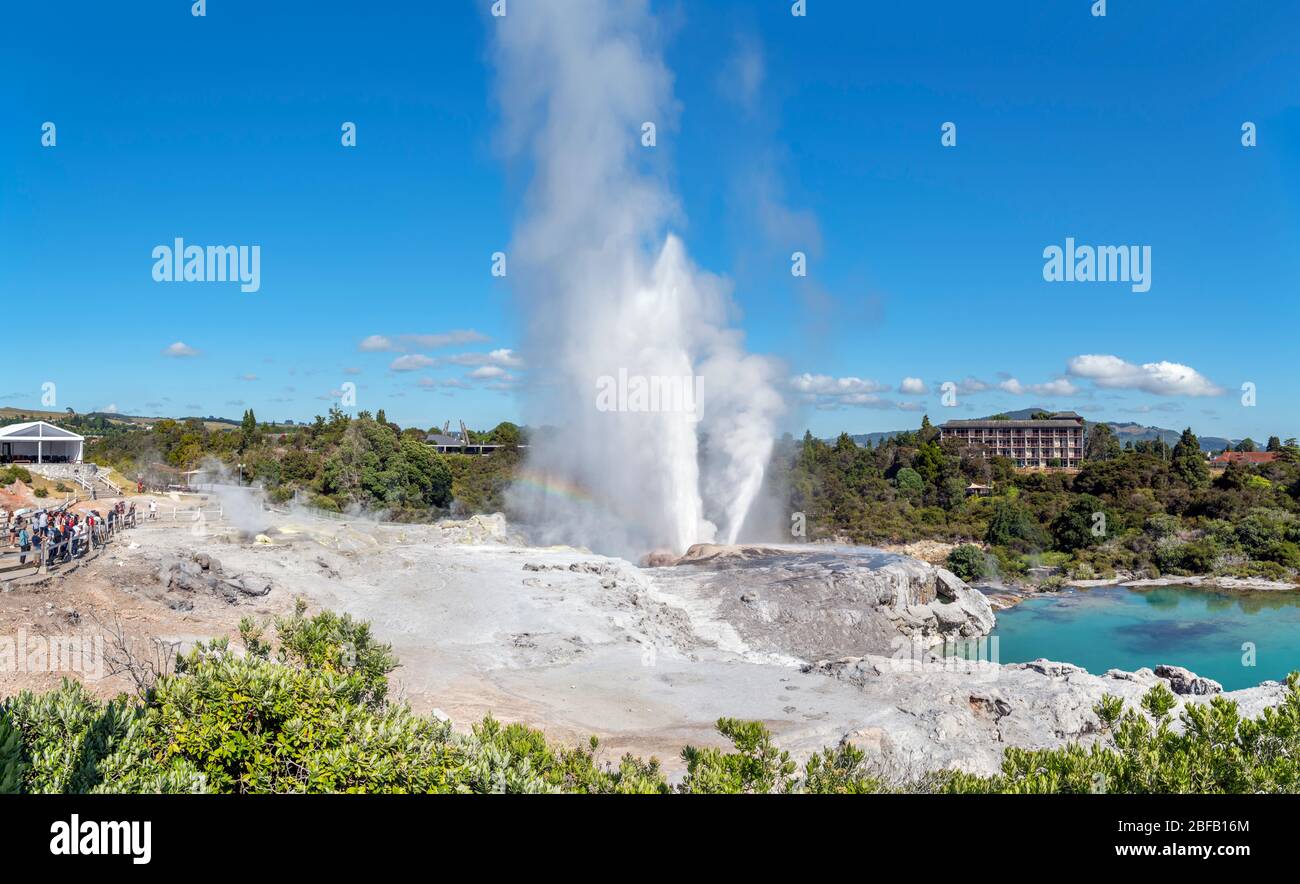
2, 500, 136, 569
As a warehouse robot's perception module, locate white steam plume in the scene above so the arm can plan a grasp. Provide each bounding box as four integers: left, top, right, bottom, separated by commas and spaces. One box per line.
494, 0, 784, 558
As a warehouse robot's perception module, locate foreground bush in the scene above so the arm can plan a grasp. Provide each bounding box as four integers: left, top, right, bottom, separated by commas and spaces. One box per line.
944, 675, 1300, 794
945, 544, 988, 582
3, 608, 1300, 794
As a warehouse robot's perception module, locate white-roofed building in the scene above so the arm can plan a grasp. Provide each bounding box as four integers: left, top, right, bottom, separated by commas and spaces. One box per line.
0, 421, 85, 464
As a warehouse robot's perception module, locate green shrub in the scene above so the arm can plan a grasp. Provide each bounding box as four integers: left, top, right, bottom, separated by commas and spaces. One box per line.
0, 713, 24, 794
985, 499, 1047, 552
989, 545, 1029, 579
0, 466, 33, 485
1261, 540, 1300, 570
945, 544, 988, 582
1050, 495, 1111, 551
800, 742, 884, 794
2, 680, 206, 793
679, 718, 797, 794
944, 676, 1300, 794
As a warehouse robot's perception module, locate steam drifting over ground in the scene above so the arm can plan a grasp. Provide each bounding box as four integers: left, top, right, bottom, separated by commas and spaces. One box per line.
494, 0, 785, 559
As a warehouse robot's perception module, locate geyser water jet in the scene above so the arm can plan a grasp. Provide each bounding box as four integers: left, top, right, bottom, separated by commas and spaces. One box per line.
493, 0, 785, 559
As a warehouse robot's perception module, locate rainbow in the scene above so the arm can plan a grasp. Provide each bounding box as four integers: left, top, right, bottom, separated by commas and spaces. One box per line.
512, 469, 599, 506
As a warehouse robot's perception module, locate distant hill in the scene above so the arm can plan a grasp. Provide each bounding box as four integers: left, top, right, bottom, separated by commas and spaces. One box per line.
846, 406, 1237, 453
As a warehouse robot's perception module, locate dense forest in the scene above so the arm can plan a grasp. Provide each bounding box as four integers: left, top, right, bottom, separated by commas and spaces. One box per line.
776, 417, 1300, 585
85, 409, 522, 519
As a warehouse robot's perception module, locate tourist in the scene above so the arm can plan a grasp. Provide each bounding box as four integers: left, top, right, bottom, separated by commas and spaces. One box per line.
17, 520, 30, 565
149, 499, 158, 520
48, 522, 63, 566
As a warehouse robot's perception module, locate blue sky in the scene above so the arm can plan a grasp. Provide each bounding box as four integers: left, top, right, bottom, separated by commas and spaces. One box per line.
2, 0, 1297, 441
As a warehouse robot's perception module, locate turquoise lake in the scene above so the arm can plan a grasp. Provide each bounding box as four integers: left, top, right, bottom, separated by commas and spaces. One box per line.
984, 585, 1300, 691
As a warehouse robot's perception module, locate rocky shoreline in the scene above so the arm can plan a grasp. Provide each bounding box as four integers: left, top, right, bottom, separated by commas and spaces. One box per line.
979, 572, 1300, 610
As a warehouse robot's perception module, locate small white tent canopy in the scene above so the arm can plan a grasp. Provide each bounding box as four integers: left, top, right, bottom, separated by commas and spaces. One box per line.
0, 421, 84, 464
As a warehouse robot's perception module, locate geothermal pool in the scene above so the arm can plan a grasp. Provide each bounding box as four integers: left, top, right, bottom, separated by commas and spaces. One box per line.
987, 585, 1300, 690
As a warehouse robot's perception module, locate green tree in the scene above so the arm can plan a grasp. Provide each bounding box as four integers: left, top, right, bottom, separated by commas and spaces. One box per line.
945, 544, 988, 582
985, 498, 1047, 551
895, 467, 924, 499
1171, 428, 1209, 488
239, 408, 260, 451
1084, 422, 1121, 461
487, 421, 523, 448
1050, 494, 1111, 551
911, 442, 945, 487
1235, 438, 1257, 453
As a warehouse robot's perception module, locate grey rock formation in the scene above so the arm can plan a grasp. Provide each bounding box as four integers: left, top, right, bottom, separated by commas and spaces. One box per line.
159, 552, 274, 605
661, 544, 996, 662
1155, 664, 1223, 695
808, 654, 1285, 776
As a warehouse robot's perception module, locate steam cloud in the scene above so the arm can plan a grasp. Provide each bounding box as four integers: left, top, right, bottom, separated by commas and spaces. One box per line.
494, 0, 785, 557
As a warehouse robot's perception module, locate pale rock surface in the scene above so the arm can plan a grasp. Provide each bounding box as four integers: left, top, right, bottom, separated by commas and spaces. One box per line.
110, 515, 1291, 778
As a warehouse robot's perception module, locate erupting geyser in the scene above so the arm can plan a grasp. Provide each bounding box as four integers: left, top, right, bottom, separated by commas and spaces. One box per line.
494, 1, 784, 558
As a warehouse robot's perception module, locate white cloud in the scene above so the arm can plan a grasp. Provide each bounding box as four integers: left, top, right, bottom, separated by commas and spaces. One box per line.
791, 373, 923, 410
442, 348, 524, 369
102, 403, 118, 414
1066, 354, 1224, 397
390, 354, 435, 372
237, 373, 258, 382
899, 377, 929, 395
162, 341, 199, 358
998, 377, 1080, 396
790, 373, 891, 396
469, 365, 508, 380
361, 330, 489, 353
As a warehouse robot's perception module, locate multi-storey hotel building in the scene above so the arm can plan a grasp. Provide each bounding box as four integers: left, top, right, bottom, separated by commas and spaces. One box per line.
939, 411, 1086, 468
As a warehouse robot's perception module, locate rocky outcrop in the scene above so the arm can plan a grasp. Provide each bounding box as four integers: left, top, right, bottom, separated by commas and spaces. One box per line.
662, 544, 996, 662
1154, 664, 1223, 695
159, 552, 273, 607
805, 654, 1285, 777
